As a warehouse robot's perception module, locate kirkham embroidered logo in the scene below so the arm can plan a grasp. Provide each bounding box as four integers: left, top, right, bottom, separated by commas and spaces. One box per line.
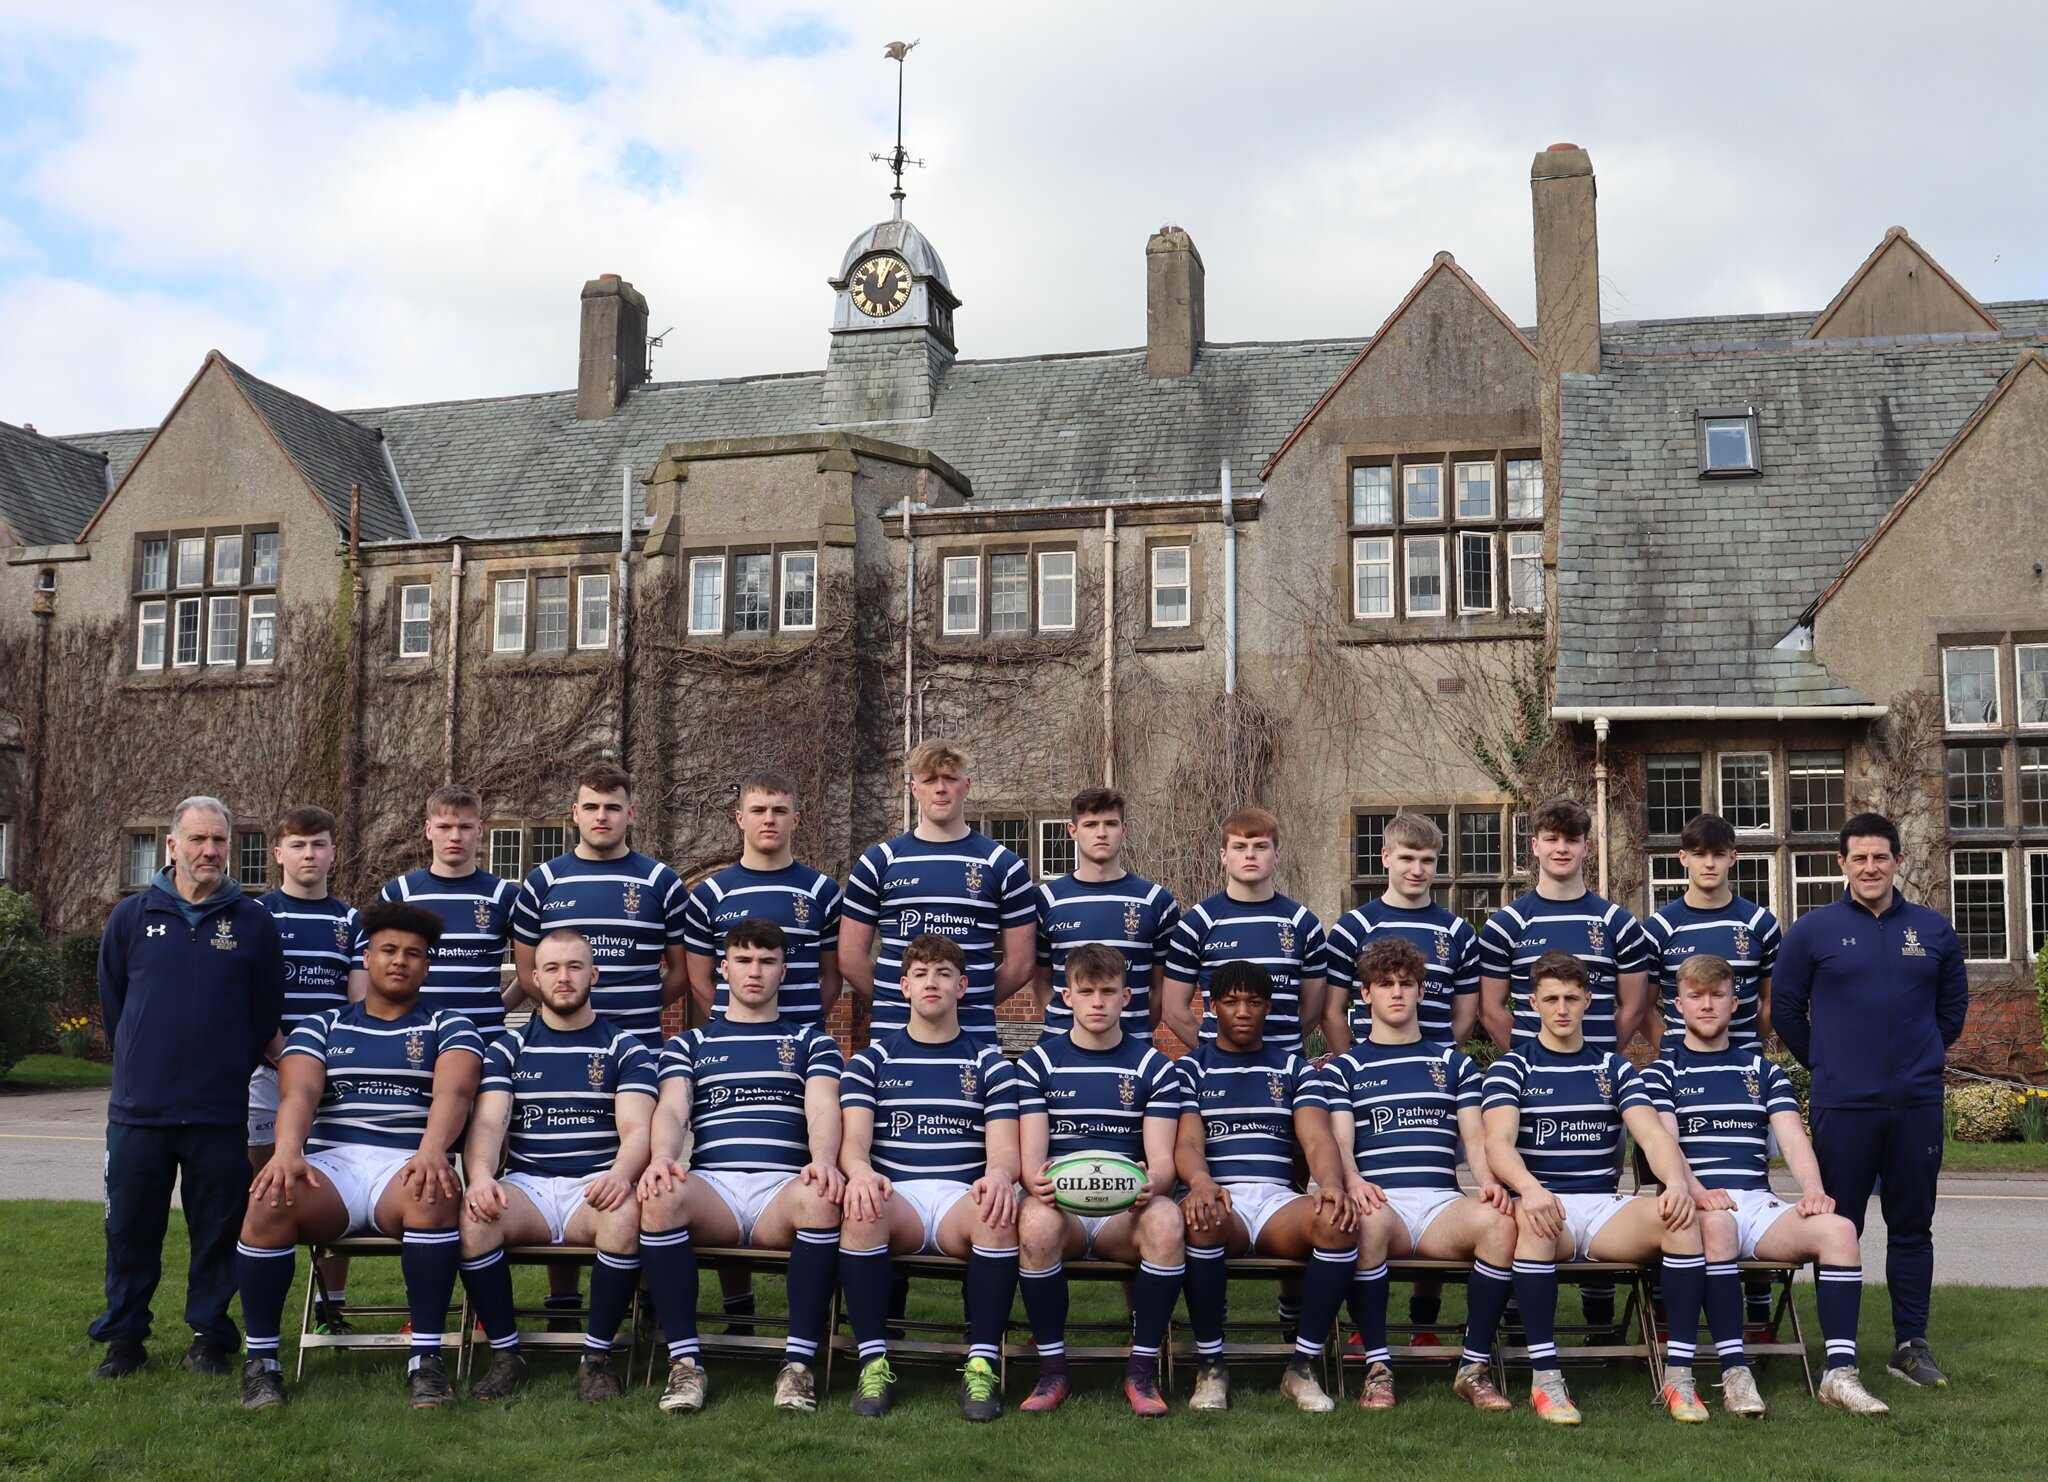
1118, 1075, 1136, 1109
1732, 923, 1752, 957
211, 918, 238, 951
778, 1038, 798, 1069
793, 893, 813, 928
964, 861, 985, 896
1593, 1062, 1612, 1101
588, 1054, 607, 1088
1278, 922, 1296, 956
334, 918, 351, 951
1901, 927, 1927, 958
1427, 1058, 1448, 1090
1268, 1073, 1287, 1105
1585, 921, 1606, 955
1435, 933, 1450, 963
474, 901, 493, 933
621, 882, 642, 918
1123, 902, 1143, 938
405, 1030, 427, 1067
960, 1062, 979, 1097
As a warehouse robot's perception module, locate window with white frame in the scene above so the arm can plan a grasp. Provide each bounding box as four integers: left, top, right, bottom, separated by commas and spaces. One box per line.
688, 558, 724, 635
1730, 854, 1777, 916
532, 576, 569, 652
1404, 464, 1443, 521
1943, 646, 2000, 728
732, 553, 773, 634
489, 827, 524, 879
2027, 848, 2048, 957
1352, 537, 1393, 619
1457, 531, 1494, 614
139, 539, 169, 592
1787, 750, 1846, 835
137, 601, 167, 669
943, 556, 980, 635
1506, 531, 1542, 613
1038, 818, 1077, 880
487, 822, 566, 877
1404, 536, 1445, 617
212, 534, 243, 586
528, 824, 567, 865
1505, 458, 1544, 519
2023, 746, 2048, 829
399, 584, 432, 658
1037, 551, 1076, 632
1352, 804, 1525, 929
246, 595, 277, 665
2018, 644, 2048, 727
1950, 849, 2009, 962
1454, 461, 1494, 520
1350, 465, 1394, 525
172, 597, 202, 668
493, 579, 526, 651
251, 530, 279, 586
1648, 854, 1688, 914
778, 554, 816, 632
1719, 752, 1773, 832
1646, 754, 1703, 837
135, 526, 278, 673
176, 538, 205, 588
123, 829, 165, 891
1150, 545, 1191, 629
236, 831, 268, 888
577, 574, 611, 649
974, 815, 1029, 865
1793, 851, 1838, 920
988, 553, 1029, 634
1947, 745, 2004, 830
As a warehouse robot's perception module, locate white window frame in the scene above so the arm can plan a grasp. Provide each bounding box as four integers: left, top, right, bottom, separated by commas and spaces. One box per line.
1037, 550, 1076, 633
1037, 817, 1076, 881
136, 600, 167, 670
1454, 460, 1495, 521
1149, 545, 1191, 629
175, 537, 205, 589
1351, 536, 1393, 620
1792, 850, 1838, 920
0, 819, 9, 882
139, 539, 169, 592
778, 553, 817, 633
687, 557, 724, 636
1950, 848, 2010, 964
1350, 464, 1394, 525
1456, 530, 1495, 615
577, 573, 612, 650
399, 583, 432, 658
489, 827, 524, 879
1943, 645, 2001, 729
205, 595, 239, 665
1505, 458, 1544, 520
250, 530, 279, 586
1718, 751, 1775, 834
1648, 854, 1688, 915
942, 555, 982, 636
1728, 852, 1779, 918
2026, 847, 2048, 958
532, 573, 570, 653
245, 594, 277, 666
2017, 643, 2048, 729
987, 552, 1030, 635
1403, 535, 1445, 618
125, 831, 163, 890
1506, 531, 1543, 614
171, 596, 202, 668
493, 578, 527, 653
1403, 462, 1443, 522
211, 533, 243, 587
731, 552, 774, 635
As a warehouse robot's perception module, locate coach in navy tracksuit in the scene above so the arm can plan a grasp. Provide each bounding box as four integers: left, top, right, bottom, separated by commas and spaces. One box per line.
1772, 812, 1966, 1388
90, 797, 284, 1380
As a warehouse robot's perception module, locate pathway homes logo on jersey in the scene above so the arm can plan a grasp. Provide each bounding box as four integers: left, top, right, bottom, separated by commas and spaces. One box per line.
211, 918, 238, 951
405, 1030, 428, 1067
621, 882, 642, 918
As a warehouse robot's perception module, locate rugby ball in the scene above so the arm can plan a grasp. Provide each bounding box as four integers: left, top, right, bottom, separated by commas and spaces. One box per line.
1048, 1150, 1147, 1215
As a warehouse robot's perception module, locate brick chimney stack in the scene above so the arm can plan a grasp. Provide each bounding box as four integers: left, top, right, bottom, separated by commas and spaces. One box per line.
1146, 226, 1205, 379
577, 273, 649, 420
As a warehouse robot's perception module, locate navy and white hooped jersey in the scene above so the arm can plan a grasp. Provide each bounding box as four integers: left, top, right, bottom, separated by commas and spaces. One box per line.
1325, 1038, 1482, 1192
682, 862, 843, 1026
842, 830, 1036, 1038
479, 1015, 658, 1180
1014, 1031, 1184, 1165
1178, 1041, 1326, 1187
839, 1030, 1019, 1185
258, 891, 366, 1031
658, 1015, 842, 1174
378, 868, 516, 1039
1481, 1042, 1652, 1195
1642, 897, 1781, 1054
1324, 899, 1480, 1048
283, 1001, 483, 1153
1641, 1046, 1798, 1193
1478, 890, 1650, 1052
1163, 892, 1325, 1053
1036, 872, 1180, 1040
512, 851, 689, 1050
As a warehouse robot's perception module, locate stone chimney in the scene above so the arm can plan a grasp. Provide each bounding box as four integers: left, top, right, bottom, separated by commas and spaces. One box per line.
1146, 226, 1205, 378
1531, 144, 1600, 379
577, 273, 649, 420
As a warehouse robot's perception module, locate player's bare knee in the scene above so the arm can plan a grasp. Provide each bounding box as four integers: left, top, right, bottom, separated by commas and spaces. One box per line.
240, 1200, 294, 1248
840, 1213, 886, 1252
1476, 1212, 1516, 1266
1662, 1220, 1703, 1256
1308, 1205, 1348, 1248
1700, 1210, 1738, 1262
459, 1213, 502, 1259
1355, 1208, 1393, 1263
595, 1202, 640, 1255
1017, 1203, 1063, 1265
1138, 1200, 1184, 1261
639, 1186, 686, 1236
1818, 1213, 1859, 1265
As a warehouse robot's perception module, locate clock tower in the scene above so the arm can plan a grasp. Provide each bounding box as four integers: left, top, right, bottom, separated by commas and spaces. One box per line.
819, 215, 960, 425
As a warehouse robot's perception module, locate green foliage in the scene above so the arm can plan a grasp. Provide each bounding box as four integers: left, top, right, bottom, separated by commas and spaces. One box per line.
2035, 937, 2048, 1053
1945, 1082, 2019, 1143
1766, 1049, 1810, 1118
1460, 1037, 1502, 1071
1464, 645, 1554, 806
0, 887, 61, 1078
2014, 1086, 2048, 1145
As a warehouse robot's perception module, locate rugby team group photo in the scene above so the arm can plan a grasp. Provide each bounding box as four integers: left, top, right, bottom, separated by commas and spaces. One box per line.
89, 740, 1966, 1428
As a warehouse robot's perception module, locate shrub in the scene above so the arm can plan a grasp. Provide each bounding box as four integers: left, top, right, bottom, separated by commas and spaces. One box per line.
2015, 1087, 2048, 1145
1946, 1082, 2019, 1143
0, 887, 61, 1078
1766, 1049, 1811, 1122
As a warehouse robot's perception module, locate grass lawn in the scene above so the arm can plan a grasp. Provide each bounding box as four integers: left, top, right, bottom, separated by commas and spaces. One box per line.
3, 1200, 2043, 1482
1, 1054, 113, 1091
1942, 1139, 2048, 1173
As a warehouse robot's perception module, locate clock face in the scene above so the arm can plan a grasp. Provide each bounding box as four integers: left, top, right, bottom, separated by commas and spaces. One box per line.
849, 254, 912, 317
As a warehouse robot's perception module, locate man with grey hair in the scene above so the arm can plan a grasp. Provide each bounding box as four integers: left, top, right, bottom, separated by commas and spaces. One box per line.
90, 796, 284, 1380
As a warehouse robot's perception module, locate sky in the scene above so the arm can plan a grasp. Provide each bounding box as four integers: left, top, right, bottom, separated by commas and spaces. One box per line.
3, 0, 2045, 434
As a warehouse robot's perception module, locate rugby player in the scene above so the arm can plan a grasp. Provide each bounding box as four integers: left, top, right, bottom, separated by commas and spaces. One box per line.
1175, 960, 1355, 1414
840, 739, 1037, 1040
1645, 953, 1888, 1416
838, 934, 1020, 1421
637, 919, 844, 1414
1480, 950, 1707, 1425
458, 928, 658, 1403
1015, 944, 1186, 1417
1031, 786, 1180, 1042
234, 902, 484, 1410
1325, 939, 1519, 1413
379, 784, 518, 1040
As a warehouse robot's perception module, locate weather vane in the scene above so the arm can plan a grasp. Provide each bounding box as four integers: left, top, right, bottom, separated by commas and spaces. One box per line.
872, 39, 924, 220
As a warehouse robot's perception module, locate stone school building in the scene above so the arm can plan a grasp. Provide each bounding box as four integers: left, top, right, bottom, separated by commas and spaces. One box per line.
0, 144, 2041, 1071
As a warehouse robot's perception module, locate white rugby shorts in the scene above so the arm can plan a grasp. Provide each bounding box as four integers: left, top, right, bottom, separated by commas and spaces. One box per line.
1728, 1187, 1794, 1259
248, 1064, 280, 1146
305, 1144, 412, 1235
891, 1178, 973, 1254
1229, 1182, 1308, 1251
694, 1168, 798, 1244
1382, 1186, 1466, 1249
1555, 1191, 1634, 1260
503, 1171, 607, 1245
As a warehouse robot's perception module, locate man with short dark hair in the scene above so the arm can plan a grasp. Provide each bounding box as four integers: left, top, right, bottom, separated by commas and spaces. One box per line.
92, 796, 285, 1381
1031, 786, 1180, 1041
379, 784, 519, 1040
1772, 811, 1968, 1389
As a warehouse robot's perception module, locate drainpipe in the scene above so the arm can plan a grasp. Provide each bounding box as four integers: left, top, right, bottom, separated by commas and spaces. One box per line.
1101, 505, 1116, 787
902, 494, 915, 832
1593, 714, 1611, 898
617, 465, 633, 760
344, 484, 366, 864
1221, 460, 1237, 698
443, 542, 463, 784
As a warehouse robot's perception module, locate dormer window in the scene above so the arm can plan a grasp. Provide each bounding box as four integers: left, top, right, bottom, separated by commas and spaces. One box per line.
1697, 408, 1761, 477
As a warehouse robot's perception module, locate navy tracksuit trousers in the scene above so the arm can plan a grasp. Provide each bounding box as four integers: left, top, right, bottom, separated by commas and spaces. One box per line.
1810, 1103, 1942, 1346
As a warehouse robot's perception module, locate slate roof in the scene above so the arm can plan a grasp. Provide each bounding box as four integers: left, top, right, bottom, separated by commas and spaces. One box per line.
1555, 333, 2048, 709
217, 357, 414, 541
0, 418, 109, 545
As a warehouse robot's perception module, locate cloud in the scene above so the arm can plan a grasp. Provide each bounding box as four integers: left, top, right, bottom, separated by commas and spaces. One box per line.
0, 0, 2044, 433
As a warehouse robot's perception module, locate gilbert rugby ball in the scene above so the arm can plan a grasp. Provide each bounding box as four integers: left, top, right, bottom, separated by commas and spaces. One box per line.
1048, 1149, 1146, 1215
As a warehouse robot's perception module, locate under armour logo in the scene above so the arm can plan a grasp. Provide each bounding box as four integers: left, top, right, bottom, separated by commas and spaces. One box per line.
145, 924, 168, 937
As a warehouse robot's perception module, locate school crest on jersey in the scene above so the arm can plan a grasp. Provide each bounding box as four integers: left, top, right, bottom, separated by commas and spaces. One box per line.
960, 1062, 979, 1098
1732, 922, 1752, 956
1123, 901, 1143, 938
1585, 920, 1606, 955
964, 861, 985, 897
333, 918, 352, 952
1901, 927, 1926, 958
621, 882, 642, 919
1278, 922, 1296, 956
1434, 932, 1450, 964
1268, 1072, 1287, 1105
211, 918, 238, 951
778, 1037, 798, 1070
1593, 1061, 1612, 1101
474, 900, 493, 933
1740, 1063, 1761, 1102
792, 893, 813, 928
1427, 1057, 1448, 1090
588, 1054, 608, 1089
1118, 1075, 1136, 1109
405, 1029, 428, 1067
